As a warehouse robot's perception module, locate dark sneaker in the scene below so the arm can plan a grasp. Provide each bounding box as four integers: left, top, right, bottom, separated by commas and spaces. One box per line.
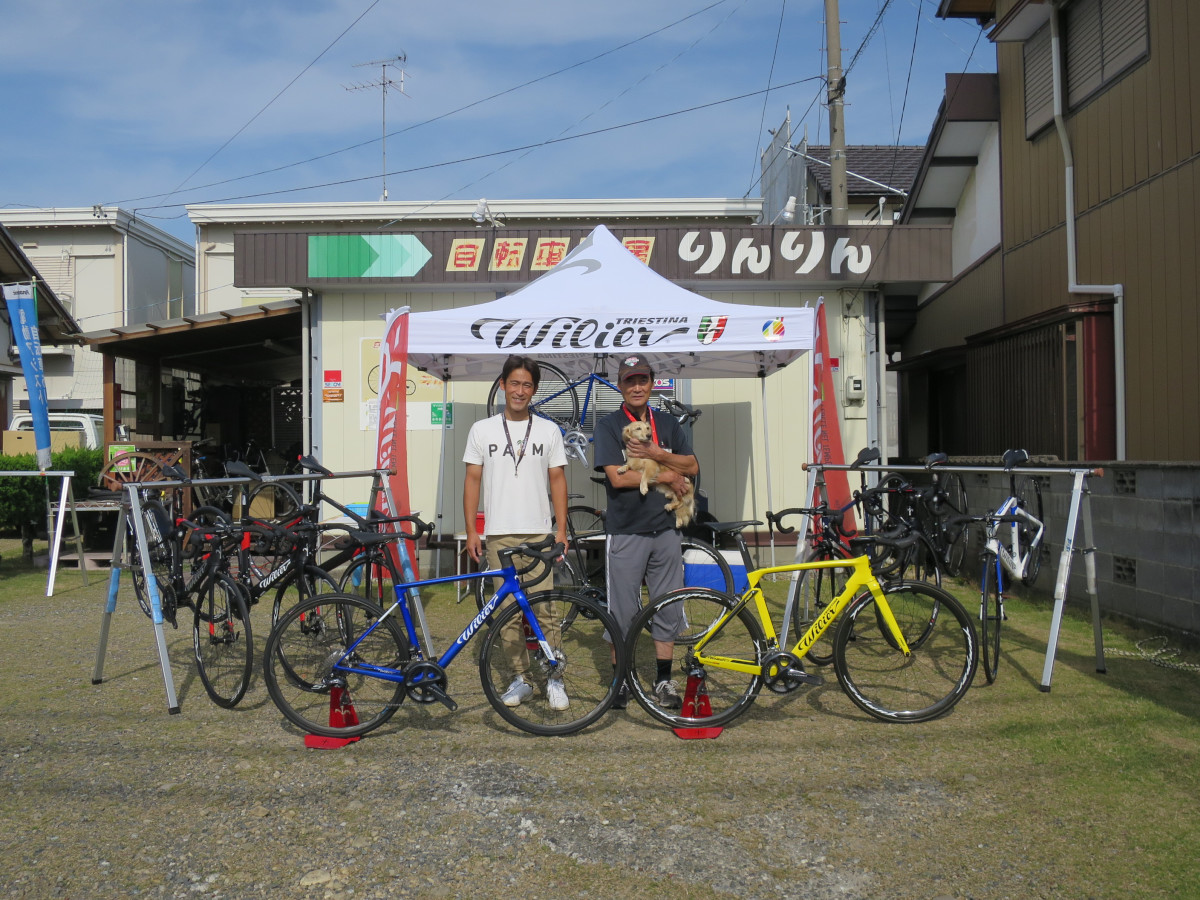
653, 679, 683, 710
610, 681, 630, 711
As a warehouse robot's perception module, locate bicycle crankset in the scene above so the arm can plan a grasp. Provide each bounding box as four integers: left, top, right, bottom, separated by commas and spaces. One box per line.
762, 651, 825, 694
563, 430, 590, 464
404, 661, 456, 710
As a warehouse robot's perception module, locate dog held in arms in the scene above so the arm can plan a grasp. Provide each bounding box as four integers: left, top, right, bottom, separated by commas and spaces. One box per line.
616, 420, 695, 528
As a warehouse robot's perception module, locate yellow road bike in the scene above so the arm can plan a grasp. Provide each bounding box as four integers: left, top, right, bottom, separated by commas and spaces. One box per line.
624, 545, 979, 728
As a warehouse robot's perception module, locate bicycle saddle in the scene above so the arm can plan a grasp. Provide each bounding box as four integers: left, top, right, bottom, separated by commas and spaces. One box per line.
1002, 448, 1030, 470
852, 446, 882, 467
704, 520, 762, 537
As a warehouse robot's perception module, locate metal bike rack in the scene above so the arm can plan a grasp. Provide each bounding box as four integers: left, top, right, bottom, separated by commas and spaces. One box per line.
804, 460, 1104, 692
91, 466, 432, 714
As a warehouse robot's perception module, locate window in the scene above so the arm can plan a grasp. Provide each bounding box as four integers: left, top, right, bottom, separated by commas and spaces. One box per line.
1023, 25, 1055, 137
1066, 0, 1148, 107
1022, 0, 1148, 139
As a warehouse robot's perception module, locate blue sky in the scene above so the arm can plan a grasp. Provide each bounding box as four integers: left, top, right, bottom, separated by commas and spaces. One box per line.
0, 0, 994, 244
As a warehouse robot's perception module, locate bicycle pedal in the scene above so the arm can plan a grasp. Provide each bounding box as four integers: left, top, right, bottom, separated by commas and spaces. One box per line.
786, 668, 824, 687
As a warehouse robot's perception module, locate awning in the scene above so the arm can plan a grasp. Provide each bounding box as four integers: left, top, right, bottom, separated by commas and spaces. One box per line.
82, 299, 303, 385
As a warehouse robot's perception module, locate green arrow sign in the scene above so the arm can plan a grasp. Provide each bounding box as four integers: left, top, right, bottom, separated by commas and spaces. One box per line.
308, 234, 432, 278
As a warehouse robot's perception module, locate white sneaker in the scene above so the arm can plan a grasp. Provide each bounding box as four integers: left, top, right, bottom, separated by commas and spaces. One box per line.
501, 676, 533, 707
546, 677, 570, 711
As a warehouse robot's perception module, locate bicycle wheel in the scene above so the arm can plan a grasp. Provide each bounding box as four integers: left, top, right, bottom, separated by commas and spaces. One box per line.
1014, 475, 1045, 587
479, 590, 622, 736
940, 473, 970, 576
243, 479, 304, 525
486, 361, 579, 431
625, 587, 766, 729
263, 593, 408, 739
192, 572, 253, 708
895, 533, 943, 586
681, 536, 736, 594
979, 554, 1003, 684
127, 501, 179, 623
785, 547, 849, 667
564, 505, 606, 584
272, 564, 341, 626
833, 580, 978, 723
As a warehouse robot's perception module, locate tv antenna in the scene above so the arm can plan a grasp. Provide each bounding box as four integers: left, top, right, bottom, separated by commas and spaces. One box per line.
345, 54, 409, 201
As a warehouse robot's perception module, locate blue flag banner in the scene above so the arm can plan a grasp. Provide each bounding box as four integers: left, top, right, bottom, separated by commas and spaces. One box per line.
2, 282, 53, 469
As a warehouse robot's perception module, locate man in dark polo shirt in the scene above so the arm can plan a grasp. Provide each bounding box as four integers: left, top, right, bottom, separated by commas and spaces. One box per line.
593, 353, 698, 709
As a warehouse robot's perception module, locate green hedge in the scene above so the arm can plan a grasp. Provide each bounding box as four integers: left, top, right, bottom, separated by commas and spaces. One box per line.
0, 447, 104, 530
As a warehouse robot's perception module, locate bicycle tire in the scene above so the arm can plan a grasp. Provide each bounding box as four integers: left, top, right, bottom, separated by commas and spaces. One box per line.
128, 500, 179, 623
681, 536, 735, 594
785, 546, 850, 667
833, 580, 978, 723
980, 554, 1003, 684
263, 593, 408, 739
1014, 474, 1044, 587
478, 590, 623, 736
485, 361, 579, 432
624, 587, 766, 729
895, 533, 944, 587
564, 505, 606, 587
272, 564, 341, 627
941, 473, 969, 576
243, 479, 304, 525
193, 572, 253, 708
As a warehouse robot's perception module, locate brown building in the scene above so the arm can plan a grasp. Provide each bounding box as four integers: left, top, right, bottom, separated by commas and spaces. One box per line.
901, 0, 1191, 463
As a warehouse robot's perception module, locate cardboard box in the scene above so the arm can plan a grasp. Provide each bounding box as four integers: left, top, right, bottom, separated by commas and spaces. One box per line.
3, 430, 84, 456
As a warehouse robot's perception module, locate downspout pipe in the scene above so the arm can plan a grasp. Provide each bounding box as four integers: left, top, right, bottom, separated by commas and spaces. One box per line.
1050, 4, 1126, 460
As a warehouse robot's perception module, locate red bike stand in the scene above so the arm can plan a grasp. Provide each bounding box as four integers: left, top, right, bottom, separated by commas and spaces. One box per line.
304, 685, 361, 749
672, 673, 723, 740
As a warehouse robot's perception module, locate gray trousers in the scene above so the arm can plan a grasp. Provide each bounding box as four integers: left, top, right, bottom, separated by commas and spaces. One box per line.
605, 531, 685, 644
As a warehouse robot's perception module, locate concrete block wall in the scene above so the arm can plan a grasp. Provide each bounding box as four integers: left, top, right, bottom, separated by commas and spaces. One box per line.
964, 463, 1200, 639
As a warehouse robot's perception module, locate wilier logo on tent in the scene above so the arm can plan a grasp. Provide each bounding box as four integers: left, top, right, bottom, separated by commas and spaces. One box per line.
696, 315, 728, 345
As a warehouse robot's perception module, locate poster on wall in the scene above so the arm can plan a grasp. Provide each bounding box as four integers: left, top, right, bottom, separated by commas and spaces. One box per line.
360, 337, 452, 430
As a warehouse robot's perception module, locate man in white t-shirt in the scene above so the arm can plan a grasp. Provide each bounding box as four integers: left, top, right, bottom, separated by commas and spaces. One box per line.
463, 355, 569, 710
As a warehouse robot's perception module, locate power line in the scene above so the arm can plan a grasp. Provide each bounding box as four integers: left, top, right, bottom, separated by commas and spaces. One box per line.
110, 0, 737, 207
747, 0, 790, 196
156, 0, 384, 209
137, 77, 821, 211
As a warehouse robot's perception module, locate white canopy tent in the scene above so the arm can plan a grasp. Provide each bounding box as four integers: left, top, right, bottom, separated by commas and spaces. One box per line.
401, 224, 817, 549
407, 224, 815, 380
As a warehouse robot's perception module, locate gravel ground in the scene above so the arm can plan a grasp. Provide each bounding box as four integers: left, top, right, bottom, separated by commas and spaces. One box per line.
1, 565, 1195, 899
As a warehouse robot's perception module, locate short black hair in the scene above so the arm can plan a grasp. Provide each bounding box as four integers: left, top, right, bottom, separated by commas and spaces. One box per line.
499, 355, 541, 389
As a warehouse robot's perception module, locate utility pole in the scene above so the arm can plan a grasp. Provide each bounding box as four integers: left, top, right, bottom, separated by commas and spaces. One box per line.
824, 0, 848, 226
346, 54, 408, 201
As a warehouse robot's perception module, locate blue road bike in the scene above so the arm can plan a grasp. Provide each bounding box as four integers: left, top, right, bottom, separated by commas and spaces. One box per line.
263, 525, 626, 739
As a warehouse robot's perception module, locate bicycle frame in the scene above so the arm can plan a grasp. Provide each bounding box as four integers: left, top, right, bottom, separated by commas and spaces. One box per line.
332, 566, 559, 690
987, 497, 1044, 582
691, 556, 910, 676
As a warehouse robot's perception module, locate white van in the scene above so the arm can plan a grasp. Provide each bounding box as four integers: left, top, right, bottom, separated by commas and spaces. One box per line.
8, 413, 104, 450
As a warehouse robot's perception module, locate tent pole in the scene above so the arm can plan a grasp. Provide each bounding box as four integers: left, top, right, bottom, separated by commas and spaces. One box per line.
433, 359, 449, 576
759, 360, 776, 571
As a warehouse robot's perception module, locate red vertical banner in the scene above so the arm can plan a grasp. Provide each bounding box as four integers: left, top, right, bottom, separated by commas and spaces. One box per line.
810, 299, 853, 518
375, 307, 416, 575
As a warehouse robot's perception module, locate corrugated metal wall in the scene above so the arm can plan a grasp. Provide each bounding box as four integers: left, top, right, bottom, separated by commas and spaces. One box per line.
967, 323, 1064, 456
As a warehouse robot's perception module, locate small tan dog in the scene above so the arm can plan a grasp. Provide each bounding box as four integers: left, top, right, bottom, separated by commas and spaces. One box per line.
616, 419, 695, 528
